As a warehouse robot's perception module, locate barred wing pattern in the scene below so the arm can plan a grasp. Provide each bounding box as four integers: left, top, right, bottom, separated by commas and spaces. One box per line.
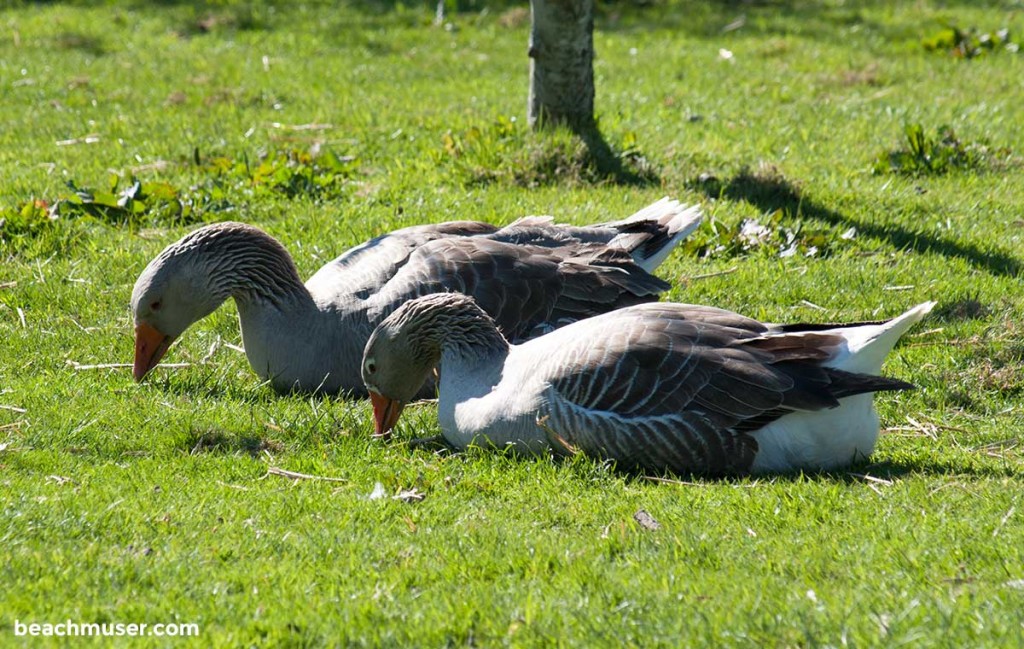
537, 305, 902, 475
366, 238, 669, 343
310, 221, 498, 300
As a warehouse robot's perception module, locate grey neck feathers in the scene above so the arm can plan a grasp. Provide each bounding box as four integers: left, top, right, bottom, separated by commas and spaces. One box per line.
165, 223, 309, 308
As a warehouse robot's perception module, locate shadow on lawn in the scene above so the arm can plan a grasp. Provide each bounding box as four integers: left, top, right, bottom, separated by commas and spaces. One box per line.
634, 458, 1024, 486
154, 374, 275, 404
826, 458, 1024, 482
692, 167, 1022, 278
37, 0, 1011, 45
186, 427, 282, 457
576, 124, 659, 187
157, 373, 372, 405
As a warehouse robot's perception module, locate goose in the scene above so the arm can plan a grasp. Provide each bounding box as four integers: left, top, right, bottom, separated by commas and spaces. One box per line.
131, 198, 702, 396
362, 293, 934, 475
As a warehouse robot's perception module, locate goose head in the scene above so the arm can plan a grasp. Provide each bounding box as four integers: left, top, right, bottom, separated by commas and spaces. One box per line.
361, 306, 440, 439
362, 293, 506, 438
132, 222, 300, 382
131, 245, 225, 382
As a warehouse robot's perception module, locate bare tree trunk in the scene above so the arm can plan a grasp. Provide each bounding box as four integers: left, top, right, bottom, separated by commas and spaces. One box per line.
527, 0, 595, 131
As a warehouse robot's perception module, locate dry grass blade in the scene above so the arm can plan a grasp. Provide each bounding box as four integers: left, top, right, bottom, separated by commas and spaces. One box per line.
55, 134, 100, 146
993, 506, 1015, 538
906, 416, 938, 439
884, 415, 967, 440
269, 122, 334, 131
884, 426, 929, 438
536, 414, 578, 455
407, 434, 448, 450
927, 482, 978, 497
848, 472, 895, 486
905, 337, 977, 348
393, 488, 426, 503
971, 437, 1021, 459
67, 361, 133, 370
0, 281, 16, 290
679, 267, 738, 284
643, 475, 706, 487
0, 404, 27, 413
199, 340, 222, 363
264, 466, 348, 483
971, 438, 1020, 452
643, 475, 764, 488
66, 360, 193, 371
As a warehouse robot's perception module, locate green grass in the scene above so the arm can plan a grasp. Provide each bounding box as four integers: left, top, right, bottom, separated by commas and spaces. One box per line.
3, 0, 1024, 645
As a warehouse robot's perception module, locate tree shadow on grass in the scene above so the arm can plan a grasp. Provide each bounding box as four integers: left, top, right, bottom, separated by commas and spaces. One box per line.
464, 120, 661, 188
691, 166, 1022, 277
577, 125, 660, 187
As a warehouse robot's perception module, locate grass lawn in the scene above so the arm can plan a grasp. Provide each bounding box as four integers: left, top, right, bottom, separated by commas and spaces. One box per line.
2, 0, 1024, 645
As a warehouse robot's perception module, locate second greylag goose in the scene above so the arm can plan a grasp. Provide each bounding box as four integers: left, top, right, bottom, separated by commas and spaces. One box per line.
131, 198, 702, 395
362, 294, 934, 475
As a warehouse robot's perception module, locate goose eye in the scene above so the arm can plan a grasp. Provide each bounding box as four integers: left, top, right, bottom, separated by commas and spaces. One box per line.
150, 300, 162, 312
365, 359, 377, 375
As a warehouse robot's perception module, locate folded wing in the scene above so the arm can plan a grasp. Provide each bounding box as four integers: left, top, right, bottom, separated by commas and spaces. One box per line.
365, 238, 669, 342
538, 304, 910, 475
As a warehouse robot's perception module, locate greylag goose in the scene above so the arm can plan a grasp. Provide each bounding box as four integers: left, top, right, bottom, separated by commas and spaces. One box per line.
131, 198, 702, 395
362, 294, 934, 475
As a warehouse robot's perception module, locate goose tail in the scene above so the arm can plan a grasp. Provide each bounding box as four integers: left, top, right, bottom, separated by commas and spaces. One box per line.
827, 301, 936, 375
607, 197, 703, 273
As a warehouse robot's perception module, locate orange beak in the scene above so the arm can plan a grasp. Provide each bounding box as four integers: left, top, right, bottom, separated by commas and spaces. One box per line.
370, 391, 405, 439
133, 322, 173, 382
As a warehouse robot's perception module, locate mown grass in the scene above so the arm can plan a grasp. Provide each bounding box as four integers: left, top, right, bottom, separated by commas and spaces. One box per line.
2, 0, 1024, 645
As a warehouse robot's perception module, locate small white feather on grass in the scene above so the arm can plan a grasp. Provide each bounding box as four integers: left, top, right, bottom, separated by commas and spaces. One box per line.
263, 466, 348, 483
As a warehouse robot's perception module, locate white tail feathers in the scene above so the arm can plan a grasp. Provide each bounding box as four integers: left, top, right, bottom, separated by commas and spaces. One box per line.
504, 197, 703, 273
828, 301, 936, 375
612, 197, 704, 272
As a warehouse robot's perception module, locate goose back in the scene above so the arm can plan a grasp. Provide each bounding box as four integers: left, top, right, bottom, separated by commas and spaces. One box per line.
365, 238, 669, 342
305, 221, 498, 303
497, 303, 917, 475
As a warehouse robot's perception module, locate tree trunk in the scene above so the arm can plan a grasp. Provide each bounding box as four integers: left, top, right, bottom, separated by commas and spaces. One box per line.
527, 0, 595, 131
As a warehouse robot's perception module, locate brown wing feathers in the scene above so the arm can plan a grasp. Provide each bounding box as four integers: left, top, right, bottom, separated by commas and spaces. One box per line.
545, 308, 914, 475
370, 237, 668, 343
